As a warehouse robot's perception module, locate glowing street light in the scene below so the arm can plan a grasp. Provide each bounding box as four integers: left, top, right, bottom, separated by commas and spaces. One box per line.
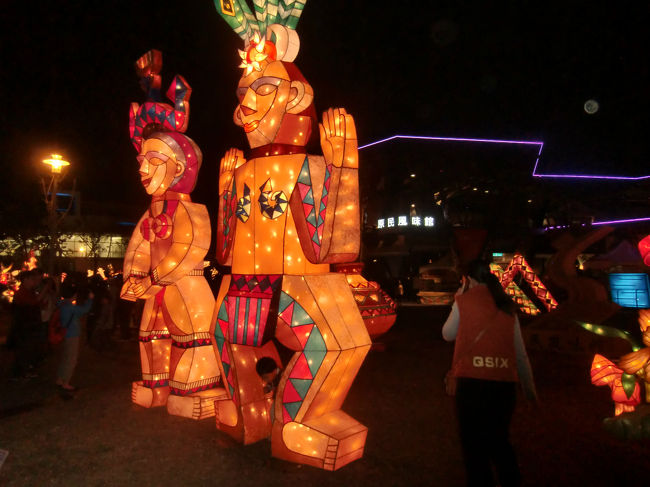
43, 154, 70, 174
40, 153, 73, 274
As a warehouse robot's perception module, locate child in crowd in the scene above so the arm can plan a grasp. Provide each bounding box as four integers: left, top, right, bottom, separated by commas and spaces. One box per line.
56, 284, 93, 392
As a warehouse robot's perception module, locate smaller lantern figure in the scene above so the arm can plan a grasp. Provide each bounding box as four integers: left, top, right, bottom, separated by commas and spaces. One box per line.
121, 50, 222, 420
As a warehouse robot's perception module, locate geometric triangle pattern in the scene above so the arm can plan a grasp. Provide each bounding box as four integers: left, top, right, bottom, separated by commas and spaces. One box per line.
215, 297, 236, 401
277, 290, 325, 423
229, 274, 282, 298
236, 183, 251, 222
297, 157, 327, 258
258, 179, 288, 219
129, 74, 191, 152
317, 164, 332, 245
220, 179, 237, 258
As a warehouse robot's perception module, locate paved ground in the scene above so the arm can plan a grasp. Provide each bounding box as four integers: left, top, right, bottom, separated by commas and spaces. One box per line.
1, 306, 649, 486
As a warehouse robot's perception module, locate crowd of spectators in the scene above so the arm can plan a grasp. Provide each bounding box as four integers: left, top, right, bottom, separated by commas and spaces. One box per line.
3, 269, 139, 396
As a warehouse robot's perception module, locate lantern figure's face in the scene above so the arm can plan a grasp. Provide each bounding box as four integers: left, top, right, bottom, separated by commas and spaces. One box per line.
137, 136, 183, 195
234, 60, 312, 148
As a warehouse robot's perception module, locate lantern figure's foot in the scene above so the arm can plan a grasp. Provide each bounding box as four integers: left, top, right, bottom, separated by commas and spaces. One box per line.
167, 388, 229, 420
131, 381, 169, 408
271, 410, 368, 471
214, 396, 274, 444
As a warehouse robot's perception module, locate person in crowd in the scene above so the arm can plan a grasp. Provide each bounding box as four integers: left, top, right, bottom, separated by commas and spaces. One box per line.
56, 283, 93, 392
37, 275, 57, 360
89, 282, 113, 352
256, 357, 281, 396
9, 270, 44, 379
442, 259, 537, 487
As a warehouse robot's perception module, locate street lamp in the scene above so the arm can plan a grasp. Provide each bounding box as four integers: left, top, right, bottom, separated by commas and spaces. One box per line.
41, 153, 72, 275
42, 154, 70, 174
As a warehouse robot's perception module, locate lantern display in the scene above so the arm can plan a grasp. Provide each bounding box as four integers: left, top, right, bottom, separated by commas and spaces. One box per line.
490, 254, 557, 315
120, 50, 222, 420
638, 235, 650, 267
334, 262, 397, 339
210, 1, 371, 470
490, 263, 541, 316
584, 233, 650, 415
501, 253, 557, 311
591, 354, 642, 416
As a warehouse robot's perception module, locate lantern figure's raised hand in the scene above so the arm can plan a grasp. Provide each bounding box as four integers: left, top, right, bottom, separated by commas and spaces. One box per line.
211, 1, 370, 471
121, 50, 224, 420
320, 107, 358, 169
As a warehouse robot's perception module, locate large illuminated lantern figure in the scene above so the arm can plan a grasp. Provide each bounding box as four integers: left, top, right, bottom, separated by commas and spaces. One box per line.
121, 50, 221, 420
211, 1, 371, 471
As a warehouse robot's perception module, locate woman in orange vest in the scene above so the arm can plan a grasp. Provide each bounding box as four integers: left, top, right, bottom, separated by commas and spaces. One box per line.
443, 259, 537, 487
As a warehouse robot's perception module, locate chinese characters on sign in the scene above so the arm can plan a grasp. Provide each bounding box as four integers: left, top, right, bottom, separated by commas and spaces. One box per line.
377, 216, 435, 229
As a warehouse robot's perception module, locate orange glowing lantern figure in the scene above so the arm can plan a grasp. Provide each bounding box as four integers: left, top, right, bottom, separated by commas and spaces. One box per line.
120, 50, 222, 420
334, 262, 396, 339
211, 1, 370, 470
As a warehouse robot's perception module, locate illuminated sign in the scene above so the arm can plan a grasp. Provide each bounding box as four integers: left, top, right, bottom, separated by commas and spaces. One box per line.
609, 273, 650, 308
377, 216, 435, 230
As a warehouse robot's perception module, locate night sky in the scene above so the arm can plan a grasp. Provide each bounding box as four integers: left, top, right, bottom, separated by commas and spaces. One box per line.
1, 1, 648, 217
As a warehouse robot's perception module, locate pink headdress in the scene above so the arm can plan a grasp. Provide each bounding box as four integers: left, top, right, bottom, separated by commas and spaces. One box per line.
128, 50, 191, 152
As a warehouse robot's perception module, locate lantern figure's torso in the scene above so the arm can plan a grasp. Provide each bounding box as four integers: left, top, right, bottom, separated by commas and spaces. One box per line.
230, 154, 328, 275
142, 200, 176, 264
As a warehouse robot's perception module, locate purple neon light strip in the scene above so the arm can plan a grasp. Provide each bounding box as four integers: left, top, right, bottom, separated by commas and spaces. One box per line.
359, 134, 646, 180
358, 134, 544, 150
593, 217, 650, 226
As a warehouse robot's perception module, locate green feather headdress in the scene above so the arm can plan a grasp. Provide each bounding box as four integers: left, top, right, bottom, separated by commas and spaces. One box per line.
214, 0, 307, 46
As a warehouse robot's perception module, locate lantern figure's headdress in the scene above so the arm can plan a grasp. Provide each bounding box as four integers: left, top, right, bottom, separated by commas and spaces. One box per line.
129, 49, 192, 151
213, 0, 306, 71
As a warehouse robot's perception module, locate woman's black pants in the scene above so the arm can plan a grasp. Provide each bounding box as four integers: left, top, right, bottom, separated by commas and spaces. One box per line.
455, 377, 520, 487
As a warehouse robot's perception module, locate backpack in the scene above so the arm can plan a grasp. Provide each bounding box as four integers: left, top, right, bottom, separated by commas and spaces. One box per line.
48, 308, 68, 346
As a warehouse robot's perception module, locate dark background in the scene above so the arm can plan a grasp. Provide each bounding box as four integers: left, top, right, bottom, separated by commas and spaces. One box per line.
1, 0, 648, 216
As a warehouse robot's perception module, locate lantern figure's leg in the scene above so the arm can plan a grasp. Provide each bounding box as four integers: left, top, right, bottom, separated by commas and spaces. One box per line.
162, 275, 226, 419
211, 275, 283, 444
132, 292, 171, 408
214, 341, 281, 443
272, 274, 371, 471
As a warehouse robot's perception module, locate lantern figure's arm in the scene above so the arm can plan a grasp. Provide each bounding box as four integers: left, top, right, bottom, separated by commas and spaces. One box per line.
151, 202, 211, 286
216, 148, 245, 265
120, 212, 159, 301
291, 108, 360, 264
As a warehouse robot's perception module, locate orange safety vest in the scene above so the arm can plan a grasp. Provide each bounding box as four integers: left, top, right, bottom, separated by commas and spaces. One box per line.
452, 285, 518, 382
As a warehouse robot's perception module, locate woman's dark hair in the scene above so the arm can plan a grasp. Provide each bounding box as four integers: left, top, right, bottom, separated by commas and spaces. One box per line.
61, 283, 77, 299
466, 259, 517, 315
